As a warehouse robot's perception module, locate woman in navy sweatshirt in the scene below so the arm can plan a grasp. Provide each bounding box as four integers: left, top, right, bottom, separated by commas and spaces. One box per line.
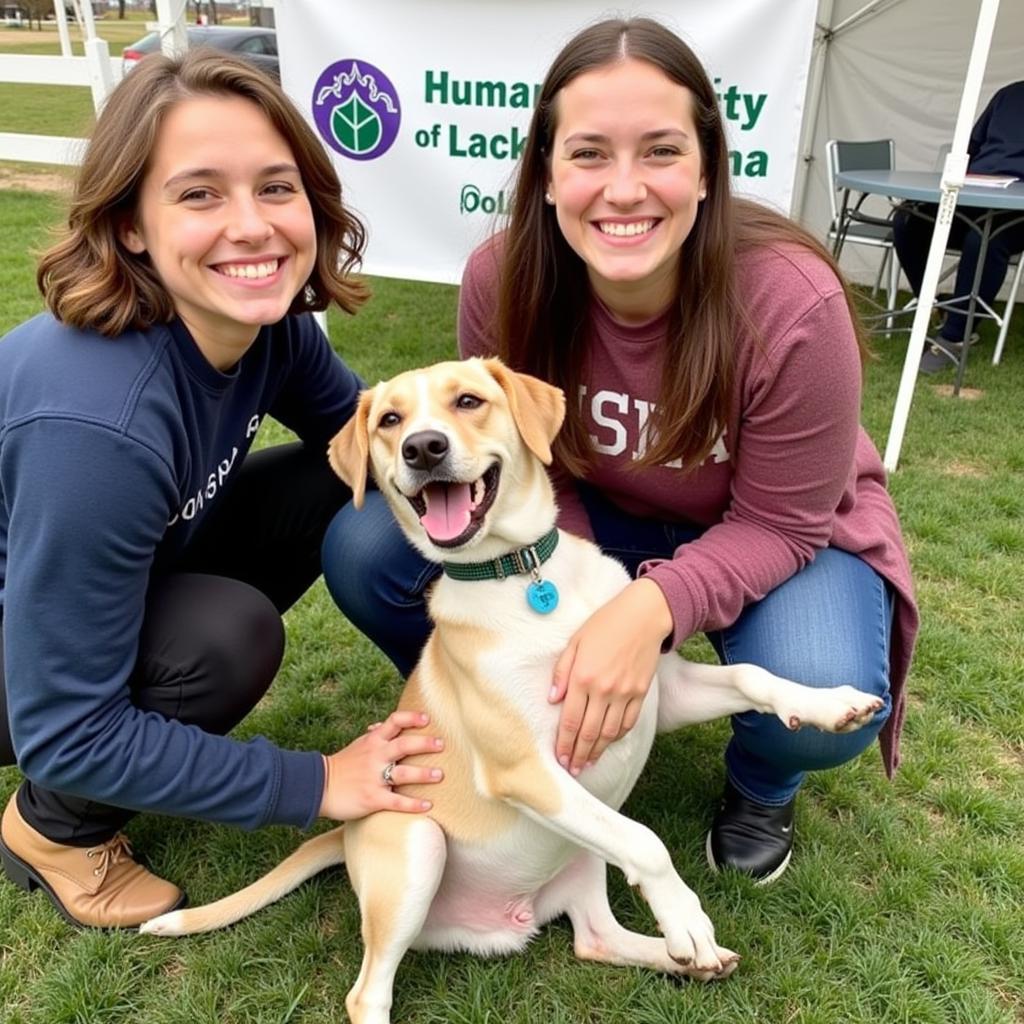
0, 51, 442, 929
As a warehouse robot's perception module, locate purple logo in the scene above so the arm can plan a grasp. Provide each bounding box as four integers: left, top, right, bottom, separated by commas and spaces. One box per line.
311, 60, 401, 161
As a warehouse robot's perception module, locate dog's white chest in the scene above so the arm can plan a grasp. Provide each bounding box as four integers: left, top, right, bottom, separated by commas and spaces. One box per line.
408, 535, 659, 956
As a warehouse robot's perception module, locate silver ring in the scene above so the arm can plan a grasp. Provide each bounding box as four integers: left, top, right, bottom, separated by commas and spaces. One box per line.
381, 761, 397, 787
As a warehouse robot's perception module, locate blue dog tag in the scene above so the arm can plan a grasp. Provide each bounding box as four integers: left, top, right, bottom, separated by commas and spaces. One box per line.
526, 579, 559, 615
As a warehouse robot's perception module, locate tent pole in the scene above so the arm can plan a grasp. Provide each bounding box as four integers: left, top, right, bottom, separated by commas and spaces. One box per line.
830, 0, 900, 36
791, 0, 834, 219
883, 0, 1002, 472
792, 0, 907, 220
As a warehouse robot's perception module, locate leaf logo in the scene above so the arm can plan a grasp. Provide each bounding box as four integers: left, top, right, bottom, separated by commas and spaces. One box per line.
311, 59, 401, 162
333, 94, 382, 155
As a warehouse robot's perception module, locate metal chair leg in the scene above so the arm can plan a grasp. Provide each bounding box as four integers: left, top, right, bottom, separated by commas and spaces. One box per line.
885, 245, 900, 332
871, 250, 886, 298
993, 257, 1023, 366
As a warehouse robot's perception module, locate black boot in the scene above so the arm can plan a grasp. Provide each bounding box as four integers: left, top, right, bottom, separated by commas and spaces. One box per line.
706, 780, 795, 884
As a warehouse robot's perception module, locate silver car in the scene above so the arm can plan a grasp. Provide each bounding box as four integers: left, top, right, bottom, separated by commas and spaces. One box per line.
122, 26, 279, 81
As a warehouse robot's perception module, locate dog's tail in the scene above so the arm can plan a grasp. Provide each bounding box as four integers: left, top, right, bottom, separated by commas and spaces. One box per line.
139, 826, 346, 936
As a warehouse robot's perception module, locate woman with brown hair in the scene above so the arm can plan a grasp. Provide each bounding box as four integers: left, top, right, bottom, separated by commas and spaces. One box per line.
325, 17, 919, 885
0, 50, 442, 929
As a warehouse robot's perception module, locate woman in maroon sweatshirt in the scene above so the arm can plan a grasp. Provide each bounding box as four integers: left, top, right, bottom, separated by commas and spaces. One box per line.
324, 16, 918, 884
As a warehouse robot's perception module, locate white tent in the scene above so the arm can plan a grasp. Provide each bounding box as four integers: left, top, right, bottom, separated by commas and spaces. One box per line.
796, 0, 1023, 251
795, 0, 1022, 468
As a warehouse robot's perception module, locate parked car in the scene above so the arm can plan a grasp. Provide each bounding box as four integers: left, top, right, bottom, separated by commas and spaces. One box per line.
122, 26, 279, 80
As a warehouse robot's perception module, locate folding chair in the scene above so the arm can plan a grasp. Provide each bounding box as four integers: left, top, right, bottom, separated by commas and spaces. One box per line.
826, 138, 900, 309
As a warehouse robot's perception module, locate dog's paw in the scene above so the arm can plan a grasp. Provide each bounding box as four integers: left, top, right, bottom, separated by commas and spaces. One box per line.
668, 941, 741, 980
776, 685, 883, 734
683, 947, 741, 982
660, 904, 736, 976
138, 910, 186, 936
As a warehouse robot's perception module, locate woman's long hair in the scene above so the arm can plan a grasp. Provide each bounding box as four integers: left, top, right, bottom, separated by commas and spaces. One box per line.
496, 17, 868, 475
37, 49, 368, 336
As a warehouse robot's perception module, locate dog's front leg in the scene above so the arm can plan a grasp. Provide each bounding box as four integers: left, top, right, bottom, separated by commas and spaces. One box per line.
343, 814, 448, 1024
536, 851, 739, 981
490, 766, 730, 974
655, 656, 884, 734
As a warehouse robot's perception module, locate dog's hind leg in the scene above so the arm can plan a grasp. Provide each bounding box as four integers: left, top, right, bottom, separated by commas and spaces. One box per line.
536, 852, 739, 982
343, 813, 447, 1024
655, 656, 883, 735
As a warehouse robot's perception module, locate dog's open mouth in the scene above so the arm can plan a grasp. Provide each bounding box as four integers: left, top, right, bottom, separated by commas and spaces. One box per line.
405, 463, 501, 548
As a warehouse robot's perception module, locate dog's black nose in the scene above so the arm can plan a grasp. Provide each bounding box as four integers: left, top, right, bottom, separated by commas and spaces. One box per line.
402, 430, 450, 471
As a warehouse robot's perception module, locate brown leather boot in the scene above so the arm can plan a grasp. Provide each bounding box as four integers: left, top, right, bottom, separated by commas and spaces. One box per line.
0, 791, 185, 928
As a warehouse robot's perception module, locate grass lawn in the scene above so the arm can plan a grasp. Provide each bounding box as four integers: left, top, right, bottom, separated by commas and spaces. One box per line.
1, 187, 1022, 1024
0, 82, 95, 138
0, 16, 141, 137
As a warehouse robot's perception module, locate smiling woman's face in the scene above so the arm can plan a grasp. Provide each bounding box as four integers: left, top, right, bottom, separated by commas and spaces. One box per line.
121, 94, 316, 368
547, 58, 706, 322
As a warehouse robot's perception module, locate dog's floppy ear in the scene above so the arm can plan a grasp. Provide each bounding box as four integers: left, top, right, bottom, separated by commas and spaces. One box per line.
327, 388, 374, 508
483, 358, 566, 465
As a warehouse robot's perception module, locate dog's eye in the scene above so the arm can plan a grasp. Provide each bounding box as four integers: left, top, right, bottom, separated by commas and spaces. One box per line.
379, 411, 402, 428
455, 394, 483, 410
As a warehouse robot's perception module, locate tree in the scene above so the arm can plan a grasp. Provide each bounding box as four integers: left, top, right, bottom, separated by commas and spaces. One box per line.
17, 0, 56, 31
192, 1, 218, 25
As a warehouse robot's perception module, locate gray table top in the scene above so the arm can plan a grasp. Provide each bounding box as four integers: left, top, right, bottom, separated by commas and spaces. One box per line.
835, 169, 1024, 210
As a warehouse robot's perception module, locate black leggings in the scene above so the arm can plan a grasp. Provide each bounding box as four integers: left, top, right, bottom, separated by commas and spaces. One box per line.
1, 442, 351, 845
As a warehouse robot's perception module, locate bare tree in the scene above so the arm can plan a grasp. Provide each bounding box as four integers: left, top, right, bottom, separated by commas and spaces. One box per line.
17, 0, 55, 31
189, 0, 222, 25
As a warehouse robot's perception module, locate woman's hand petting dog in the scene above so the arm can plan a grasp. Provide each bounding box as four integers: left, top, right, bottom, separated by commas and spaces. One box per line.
319, 710, 444, 820
551, 579, 674, 775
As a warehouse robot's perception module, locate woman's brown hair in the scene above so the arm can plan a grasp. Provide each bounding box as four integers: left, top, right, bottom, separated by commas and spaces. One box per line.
497, 17, 868, 475
37, 49, 367, 336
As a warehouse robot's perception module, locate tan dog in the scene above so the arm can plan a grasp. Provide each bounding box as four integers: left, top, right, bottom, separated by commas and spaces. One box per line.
143, 358, 883, 1023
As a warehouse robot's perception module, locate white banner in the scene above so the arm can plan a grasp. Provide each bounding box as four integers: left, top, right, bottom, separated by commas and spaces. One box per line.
276, 0, 818, 284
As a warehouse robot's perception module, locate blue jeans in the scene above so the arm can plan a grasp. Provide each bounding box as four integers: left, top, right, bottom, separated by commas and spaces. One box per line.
323, 487, 893, 806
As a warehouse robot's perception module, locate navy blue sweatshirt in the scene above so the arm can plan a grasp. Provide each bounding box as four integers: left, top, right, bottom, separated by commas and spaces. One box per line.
969, 81, 1024, 178
0, 312, 362, 830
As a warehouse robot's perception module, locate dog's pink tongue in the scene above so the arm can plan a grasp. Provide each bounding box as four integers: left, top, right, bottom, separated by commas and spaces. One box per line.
420, 482, 473, 541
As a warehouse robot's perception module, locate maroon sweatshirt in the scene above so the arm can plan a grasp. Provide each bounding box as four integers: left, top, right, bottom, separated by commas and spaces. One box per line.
458, 235, 918, 776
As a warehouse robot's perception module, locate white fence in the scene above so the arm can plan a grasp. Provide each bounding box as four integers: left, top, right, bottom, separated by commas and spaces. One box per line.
0, 0, 187, 166
1, 51, 121, 164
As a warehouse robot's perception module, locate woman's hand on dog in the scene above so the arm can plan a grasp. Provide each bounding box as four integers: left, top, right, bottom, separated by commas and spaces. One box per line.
550, 579, 674, 775
319, 710, 445, 820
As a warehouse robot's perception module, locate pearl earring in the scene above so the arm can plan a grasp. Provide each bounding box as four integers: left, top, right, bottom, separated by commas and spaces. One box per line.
544, 192, 555, 205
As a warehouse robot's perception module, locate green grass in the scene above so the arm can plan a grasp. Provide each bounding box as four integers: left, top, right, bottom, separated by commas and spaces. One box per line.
0, 17, 138, 137
2, 187, 1023, 1024
0, 82, 95, 138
